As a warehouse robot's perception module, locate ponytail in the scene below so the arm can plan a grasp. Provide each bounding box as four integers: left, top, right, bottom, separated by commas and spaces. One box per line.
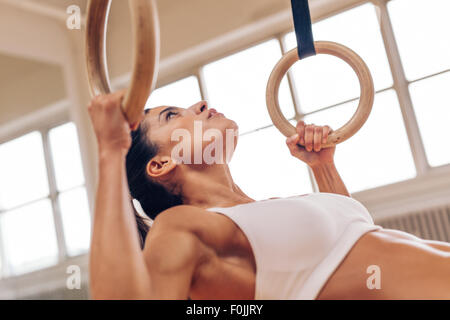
125, 118, 183, 249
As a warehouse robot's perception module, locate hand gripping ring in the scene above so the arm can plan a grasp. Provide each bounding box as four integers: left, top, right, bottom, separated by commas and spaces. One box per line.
266, 41, 374, 148
86, 0, 160, 125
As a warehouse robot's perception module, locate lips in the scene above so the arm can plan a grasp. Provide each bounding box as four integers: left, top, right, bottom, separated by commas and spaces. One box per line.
208, 108, 224, 119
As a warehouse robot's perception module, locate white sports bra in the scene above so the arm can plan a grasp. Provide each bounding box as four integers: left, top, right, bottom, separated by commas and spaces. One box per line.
206, 192, 382, 300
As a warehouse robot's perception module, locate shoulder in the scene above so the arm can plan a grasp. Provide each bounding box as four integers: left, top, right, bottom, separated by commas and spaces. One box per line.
143, 205, 210, 272
146, 204, 204, 245
144, 229, 203, 272
152, 204, 206, 231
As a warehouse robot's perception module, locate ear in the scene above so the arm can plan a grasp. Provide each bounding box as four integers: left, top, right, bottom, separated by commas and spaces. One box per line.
146, 155, 177, 179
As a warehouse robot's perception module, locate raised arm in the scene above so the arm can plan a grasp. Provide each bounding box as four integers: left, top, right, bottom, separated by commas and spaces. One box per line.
90, 145, 153, 299
310, 162, 350, 197
88, 92, 197, 299
286, 121, 350, 197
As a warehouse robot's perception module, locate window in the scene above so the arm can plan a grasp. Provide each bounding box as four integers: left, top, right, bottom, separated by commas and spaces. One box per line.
0, 200, 57, 276
0, 132, 57, 276
388, 0, 450, 81
409, 72, 450, 167
284, 3, 393, 112
49, 123, 91, 257
0, 123, 90, 277
230, 126, 313, 200
146, 76, 202, 109
389, 0, 450, 168
304, 90, 416, 192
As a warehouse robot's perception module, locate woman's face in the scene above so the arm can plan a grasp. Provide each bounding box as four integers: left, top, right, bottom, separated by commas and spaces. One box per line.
142, 101, 239, 165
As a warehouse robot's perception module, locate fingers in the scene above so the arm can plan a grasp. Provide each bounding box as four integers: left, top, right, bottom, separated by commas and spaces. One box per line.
294, 121, 333, 153
286, 133, 300, 155
111, 88, 127, 102
313, 126, 323, 152
130, 122, 139, 131
296, 121, 306, 145
323, 125, 331, 144
286, 133, 300, 147
130, 112, 145, 131
88, 91, 129, 121
304, 124, 314, 152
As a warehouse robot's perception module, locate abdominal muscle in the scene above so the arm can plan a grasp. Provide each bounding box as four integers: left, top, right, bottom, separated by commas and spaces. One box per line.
316, 228, 450, 299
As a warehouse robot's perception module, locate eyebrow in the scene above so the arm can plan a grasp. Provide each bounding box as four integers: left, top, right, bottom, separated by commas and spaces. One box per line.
158, 106, 177, 122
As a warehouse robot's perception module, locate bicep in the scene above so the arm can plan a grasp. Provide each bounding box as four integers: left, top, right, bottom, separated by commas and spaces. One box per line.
144, 231, 200, 299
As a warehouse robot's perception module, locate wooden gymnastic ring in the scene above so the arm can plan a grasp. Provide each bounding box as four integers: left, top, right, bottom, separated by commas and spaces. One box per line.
86, 0, 160, 125
266, 41, 374, 147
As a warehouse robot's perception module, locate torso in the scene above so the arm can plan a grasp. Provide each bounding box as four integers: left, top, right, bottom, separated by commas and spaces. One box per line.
150, 204, 450, 300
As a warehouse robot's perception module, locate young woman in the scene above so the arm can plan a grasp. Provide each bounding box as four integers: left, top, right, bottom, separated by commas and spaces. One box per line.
88, 90, 450, 300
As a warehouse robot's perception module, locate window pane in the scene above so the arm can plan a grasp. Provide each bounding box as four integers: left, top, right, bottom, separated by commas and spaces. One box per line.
146, 76, 202, 109
285, 3, 392, 113
230, 126, 313, 200
203, 40, 295, 133
49, 123, 85, 192
305, 90, 416, 192
59, 187, 91, 256
0, 199, 58, 276
409, 72, 450, 167
0, 132, 49, 210
388, 0, 450, 81
285, 53, 360, 114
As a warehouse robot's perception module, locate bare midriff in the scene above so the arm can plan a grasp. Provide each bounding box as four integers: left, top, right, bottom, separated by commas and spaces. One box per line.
316, 229, 450, 299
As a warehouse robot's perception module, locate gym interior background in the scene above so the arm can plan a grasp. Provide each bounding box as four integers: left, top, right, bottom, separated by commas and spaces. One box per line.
0, 0, 449, 299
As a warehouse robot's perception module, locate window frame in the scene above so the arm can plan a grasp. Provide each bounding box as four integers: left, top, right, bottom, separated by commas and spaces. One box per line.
0, 101, 89, 278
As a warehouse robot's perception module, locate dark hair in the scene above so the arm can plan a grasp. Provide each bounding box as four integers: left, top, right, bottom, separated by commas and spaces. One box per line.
125, 117, 183, 249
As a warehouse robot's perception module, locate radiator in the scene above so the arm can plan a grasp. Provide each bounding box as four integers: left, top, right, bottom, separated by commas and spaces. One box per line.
376, 205, 450, 242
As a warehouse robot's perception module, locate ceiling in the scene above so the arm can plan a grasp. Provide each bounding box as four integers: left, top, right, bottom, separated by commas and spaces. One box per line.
30, 0, 88, 12
0, 53, 65, 126
0, 54, 49, 89
30, 0, 289, 17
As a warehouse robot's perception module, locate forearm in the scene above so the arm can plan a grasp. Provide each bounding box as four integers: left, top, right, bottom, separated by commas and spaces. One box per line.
310, 162, 351, 197
89, 150, 152, 299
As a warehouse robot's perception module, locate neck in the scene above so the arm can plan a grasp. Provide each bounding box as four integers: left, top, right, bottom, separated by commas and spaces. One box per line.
178, 164, 255, 209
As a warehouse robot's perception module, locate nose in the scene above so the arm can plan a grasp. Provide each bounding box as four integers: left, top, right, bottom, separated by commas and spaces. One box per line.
188, 101, 208, 115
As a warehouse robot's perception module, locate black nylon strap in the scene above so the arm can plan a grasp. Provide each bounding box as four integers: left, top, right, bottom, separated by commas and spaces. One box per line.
291, 0, 316, 59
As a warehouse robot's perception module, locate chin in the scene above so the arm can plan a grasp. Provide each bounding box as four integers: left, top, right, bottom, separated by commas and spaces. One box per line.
221, 115, 238, 130
207, 117, 238, 133
226, 118, 239, 132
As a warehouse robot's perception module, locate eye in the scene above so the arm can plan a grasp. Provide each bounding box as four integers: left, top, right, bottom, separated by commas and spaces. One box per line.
166, 111, 178, 121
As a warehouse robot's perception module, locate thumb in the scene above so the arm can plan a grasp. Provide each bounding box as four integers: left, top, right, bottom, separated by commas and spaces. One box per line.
130, 112, 145, 131
286, 134, 303, 157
